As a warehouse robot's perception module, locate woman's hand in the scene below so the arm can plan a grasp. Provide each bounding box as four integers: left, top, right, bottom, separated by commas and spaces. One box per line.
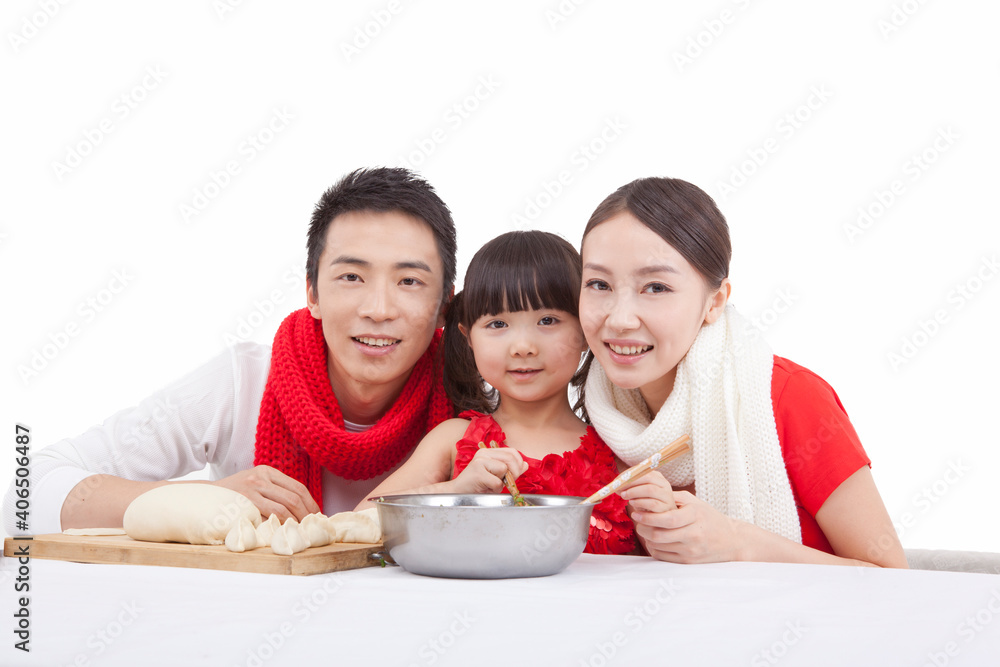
619, 470, 745, 564
449, 448, 528, 494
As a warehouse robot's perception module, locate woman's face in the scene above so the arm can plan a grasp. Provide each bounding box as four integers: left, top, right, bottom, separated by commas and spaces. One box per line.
580, 211, 728, 414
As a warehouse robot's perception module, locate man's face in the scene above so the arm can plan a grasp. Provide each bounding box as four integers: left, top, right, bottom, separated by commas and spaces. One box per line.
306, 210, 446, 410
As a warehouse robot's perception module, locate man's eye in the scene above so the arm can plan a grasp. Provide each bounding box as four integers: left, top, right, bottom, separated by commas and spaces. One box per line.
400, 277, 422, 286
341, 274, 361, 282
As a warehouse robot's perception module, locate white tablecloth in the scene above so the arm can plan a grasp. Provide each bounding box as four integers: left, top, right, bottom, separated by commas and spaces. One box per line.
2, 552, 999, 666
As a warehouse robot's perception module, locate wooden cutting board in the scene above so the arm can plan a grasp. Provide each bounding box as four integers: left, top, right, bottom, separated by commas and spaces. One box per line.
3, 534, 385, 576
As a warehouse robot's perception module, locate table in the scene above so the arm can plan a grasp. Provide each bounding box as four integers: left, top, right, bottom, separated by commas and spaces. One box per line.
1, 553, 998, 666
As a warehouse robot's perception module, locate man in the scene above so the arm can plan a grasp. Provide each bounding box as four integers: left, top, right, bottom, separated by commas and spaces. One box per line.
3, 167, 457, 533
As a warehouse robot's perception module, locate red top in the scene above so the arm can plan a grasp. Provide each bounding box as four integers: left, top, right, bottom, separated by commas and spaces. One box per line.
771, 356, 871, 553
452, 411, 637, 556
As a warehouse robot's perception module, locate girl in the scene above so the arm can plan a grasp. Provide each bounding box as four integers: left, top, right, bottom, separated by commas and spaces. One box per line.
359, 231, 636, 555
577, 177, 908, 567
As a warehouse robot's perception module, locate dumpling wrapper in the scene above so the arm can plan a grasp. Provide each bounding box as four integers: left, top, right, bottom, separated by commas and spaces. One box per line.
255, 514, 282, 547
301, 513, 331, 547
63, 528, 127, 536
326, 509, 381, 544
225, 517, 259, 553
271, 518, 310, 556
123, 484, 260, 545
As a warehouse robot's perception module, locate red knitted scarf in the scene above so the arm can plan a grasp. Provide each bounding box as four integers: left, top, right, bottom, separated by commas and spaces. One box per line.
254, 308, 452, 512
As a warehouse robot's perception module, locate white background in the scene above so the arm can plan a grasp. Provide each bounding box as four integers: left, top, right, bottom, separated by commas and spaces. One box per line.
2, 1, 997, 553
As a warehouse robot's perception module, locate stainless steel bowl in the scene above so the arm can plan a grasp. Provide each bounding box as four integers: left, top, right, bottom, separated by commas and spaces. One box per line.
375, 494, 594, 579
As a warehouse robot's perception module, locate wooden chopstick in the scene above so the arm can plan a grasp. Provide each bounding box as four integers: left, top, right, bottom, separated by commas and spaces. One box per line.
478, 440, 528, 506
582, 434, 691, 504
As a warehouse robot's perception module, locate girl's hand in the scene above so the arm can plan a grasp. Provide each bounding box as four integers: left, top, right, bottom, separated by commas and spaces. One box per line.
450, 448, 528, 494
619, 471, 745, 564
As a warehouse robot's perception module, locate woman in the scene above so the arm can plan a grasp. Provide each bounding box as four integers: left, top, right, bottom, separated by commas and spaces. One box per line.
578, 177, 907, 567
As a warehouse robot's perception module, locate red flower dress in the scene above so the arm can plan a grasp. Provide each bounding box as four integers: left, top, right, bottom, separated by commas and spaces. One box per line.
451, 411, 637, 555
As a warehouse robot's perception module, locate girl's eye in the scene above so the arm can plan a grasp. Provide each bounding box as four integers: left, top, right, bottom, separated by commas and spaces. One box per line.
643, 282, 672, 294
485, 320, 507, 329
584, 279, 609, 291
538, 316, 558, 326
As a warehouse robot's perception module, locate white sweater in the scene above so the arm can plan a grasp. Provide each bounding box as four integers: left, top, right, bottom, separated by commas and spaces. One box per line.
2, 343, 394, 536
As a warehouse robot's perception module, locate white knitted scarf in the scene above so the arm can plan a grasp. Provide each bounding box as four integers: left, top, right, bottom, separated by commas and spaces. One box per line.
585, 304, 801, 543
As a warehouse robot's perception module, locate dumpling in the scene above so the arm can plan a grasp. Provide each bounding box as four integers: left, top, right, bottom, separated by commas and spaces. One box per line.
357, 507, 382, 535
255, 514, 282, 547
271, 518, 310, 555
326, 509, 381, 544
301, 513, 332, 547
224, 517, 259, 553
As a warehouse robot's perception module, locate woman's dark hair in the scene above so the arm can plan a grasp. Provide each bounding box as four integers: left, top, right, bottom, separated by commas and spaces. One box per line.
444, 230, 583, 414
582, 177, 731, 289
573, 177, 732, 419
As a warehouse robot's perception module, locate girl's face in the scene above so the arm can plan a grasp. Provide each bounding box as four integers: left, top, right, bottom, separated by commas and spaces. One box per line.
463, 306, 587, 408
580, 211, 729, 414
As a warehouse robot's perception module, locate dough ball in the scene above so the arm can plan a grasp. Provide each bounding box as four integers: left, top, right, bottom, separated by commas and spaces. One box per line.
123, 484, 261, 546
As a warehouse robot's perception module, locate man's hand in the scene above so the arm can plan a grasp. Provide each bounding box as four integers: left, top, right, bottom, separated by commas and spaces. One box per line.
212, 465, 320, 522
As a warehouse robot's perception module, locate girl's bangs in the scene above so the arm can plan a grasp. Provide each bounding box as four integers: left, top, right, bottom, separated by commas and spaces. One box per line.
466, 259, 578, 323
